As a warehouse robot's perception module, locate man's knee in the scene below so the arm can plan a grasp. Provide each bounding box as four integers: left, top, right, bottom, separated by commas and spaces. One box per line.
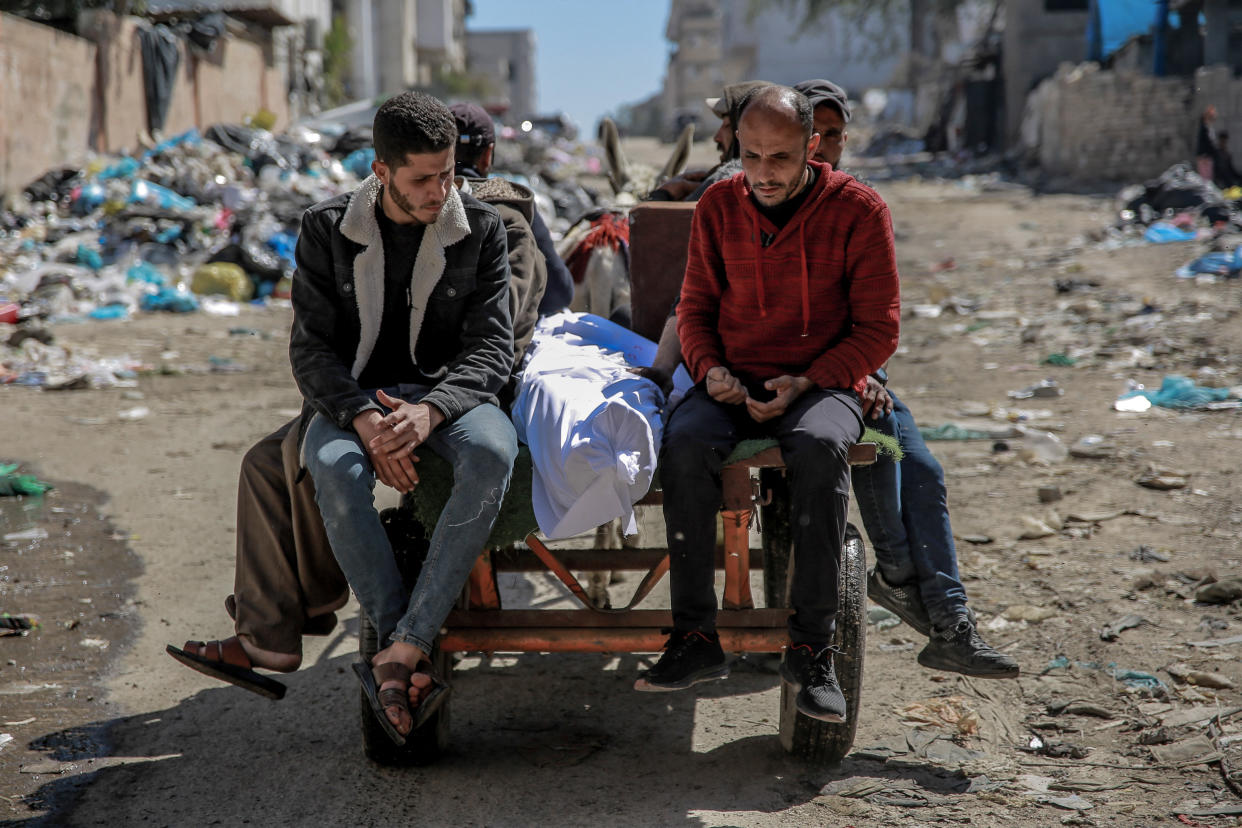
659, 435, 718, 483
456, 428, 518, 482
784, 429, 853, 469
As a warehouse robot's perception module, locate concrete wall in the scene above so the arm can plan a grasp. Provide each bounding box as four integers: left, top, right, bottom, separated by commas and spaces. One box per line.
0, 13, 97, 196
1, 11, 290, 195
1023, 62, 1242, 182
1003, 0, 1090, 147
720, 0, 907, 95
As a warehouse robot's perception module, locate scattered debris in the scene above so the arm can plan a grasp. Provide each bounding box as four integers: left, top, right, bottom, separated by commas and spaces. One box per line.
1164, 663, 1235, 690
1100, 614, 1147, 642
1148, 735, 1222, 767
1195, 580, 1242, 605
1005, 605, 1059, 623
897, 696, 981, 735
1136, 470, 1188, 491
1130, 545, 1170, 563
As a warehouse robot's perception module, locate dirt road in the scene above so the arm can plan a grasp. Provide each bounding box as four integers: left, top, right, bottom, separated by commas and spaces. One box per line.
2, 169, 1241, 827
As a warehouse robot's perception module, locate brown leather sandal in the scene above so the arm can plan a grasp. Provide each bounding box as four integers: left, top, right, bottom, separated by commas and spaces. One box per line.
354, 661, 413, 745
166, 638, 287, 700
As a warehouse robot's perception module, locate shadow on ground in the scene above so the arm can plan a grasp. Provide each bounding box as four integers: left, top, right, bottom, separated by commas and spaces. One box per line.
5, 626, 908, 827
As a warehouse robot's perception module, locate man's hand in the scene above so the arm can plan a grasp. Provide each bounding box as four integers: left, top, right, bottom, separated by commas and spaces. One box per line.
369, 389, 445, 460
628, 365, 673, 397
652, 169, 707, 201
746, 375, 813, 423
705, 365, 747, 404
352, 409, 420, 493
860, 375, 893, 420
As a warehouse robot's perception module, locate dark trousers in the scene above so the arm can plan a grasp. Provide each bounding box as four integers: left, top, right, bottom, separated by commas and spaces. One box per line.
660, 385, 863, 644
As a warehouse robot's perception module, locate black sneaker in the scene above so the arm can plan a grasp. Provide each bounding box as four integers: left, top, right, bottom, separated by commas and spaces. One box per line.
918, 615, 1020, 678
634, 630, 729, 692
867, 568, 931, 637
781, 644, 847, 723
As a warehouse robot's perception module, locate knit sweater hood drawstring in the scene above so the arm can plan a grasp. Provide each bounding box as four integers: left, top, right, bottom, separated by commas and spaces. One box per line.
740, 168, 840, 338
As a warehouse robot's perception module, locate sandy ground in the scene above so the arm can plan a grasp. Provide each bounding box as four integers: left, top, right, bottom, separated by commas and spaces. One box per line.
3, 150, 1242, 827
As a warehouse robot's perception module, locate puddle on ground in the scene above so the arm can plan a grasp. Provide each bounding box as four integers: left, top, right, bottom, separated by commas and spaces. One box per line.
0, 473, 141, 822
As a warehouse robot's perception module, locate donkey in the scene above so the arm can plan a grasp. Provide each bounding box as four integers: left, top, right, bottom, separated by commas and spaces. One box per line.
557, 118, 694, 608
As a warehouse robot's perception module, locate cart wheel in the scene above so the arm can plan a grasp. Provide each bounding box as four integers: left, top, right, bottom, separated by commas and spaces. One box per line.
777, 524, 867, 765
759, 468, 792, 608
358, 611, 451, 766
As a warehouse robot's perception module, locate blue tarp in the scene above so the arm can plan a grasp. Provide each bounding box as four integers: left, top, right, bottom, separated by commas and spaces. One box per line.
1087, 0, 1162, 61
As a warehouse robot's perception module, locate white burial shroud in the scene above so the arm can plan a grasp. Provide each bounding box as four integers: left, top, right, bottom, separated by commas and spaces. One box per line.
511, 312, 691, 541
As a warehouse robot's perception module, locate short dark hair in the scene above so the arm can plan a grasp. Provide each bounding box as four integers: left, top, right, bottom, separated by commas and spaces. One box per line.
373, 91, 457, 166
736, 85, 813, 143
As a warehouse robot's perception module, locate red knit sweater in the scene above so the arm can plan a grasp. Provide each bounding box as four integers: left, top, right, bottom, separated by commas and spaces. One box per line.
677, 161, 900, 395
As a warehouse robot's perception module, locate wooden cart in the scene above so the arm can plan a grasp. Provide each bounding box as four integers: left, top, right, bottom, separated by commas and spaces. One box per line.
360, 202, 874, 767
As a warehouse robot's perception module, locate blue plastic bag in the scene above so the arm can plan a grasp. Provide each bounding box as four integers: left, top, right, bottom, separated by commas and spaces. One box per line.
130, 180, 196, 211
1118, 375, 1231, 409
140, 287, 198, 313
127, 262, 168, 287
343, 148, 376, 180
98, 157, 139, 181
1175, 245, 1242, 278
1144, 221, 1196, 243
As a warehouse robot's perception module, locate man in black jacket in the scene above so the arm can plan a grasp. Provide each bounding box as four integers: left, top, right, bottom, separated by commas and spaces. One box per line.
294, 91, 517, 742
169, 100, 551, 706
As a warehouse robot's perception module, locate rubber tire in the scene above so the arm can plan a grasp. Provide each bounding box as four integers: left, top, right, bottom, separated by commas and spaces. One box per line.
358, 612, 451, 766
762, 468, 867, 766
759, 469, 792, 609
357, 508, 450, 766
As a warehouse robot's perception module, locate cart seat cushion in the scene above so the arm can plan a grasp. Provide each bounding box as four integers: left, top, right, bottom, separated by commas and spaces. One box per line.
408, 445, 539, 549
723, 427, 901, 466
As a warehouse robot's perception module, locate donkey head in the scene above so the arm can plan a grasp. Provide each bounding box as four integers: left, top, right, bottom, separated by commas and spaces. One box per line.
599, 118, 695, 201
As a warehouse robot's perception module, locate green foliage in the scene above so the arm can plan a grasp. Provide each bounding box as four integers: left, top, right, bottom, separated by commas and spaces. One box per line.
321, 13, 352, 107
429, 66, 495, 101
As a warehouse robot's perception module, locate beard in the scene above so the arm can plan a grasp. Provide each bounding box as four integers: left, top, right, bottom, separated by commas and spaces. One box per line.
386, 174, 442, 224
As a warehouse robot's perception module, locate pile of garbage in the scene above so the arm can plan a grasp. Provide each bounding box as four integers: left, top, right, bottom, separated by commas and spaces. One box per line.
0, 110, 625, 389
0, 124, 366, 333
1092, 164, 1242, 278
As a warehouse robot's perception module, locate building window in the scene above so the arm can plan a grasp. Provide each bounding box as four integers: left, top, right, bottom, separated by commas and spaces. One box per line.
1044, 0, 1087, 10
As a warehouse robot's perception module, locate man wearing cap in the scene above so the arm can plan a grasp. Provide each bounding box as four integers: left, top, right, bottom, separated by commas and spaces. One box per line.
648, 80, 771, 202
449, 102, 572, 317
792, 78, 1018, 679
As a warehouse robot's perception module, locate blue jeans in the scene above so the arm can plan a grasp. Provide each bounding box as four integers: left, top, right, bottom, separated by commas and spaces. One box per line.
304, 389, 517, 654
851, 390, 968, 629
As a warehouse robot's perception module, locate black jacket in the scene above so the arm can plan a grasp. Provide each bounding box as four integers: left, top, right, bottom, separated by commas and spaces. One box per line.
290, 175, 513, 448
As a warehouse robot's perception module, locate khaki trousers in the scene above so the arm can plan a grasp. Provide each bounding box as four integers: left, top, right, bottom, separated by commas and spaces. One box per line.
232, 417, 349, 656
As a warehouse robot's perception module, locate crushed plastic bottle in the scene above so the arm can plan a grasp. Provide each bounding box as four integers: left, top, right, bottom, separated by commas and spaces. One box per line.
1016, 427, 1068, 464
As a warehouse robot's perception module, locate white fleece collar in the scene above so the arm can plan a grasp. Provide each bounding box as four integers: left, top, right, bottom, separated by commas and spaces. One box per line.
338, 175, 471, 378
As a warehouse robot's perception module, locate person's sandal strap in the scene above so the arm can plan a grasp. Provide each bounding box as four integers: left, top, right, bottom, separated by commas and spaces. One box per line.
373, 662, 413, 711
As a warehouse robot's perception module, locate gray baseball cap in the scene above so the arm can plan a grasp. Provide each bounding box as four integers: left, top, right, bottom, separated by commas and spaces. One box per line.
793, 79, 851, 123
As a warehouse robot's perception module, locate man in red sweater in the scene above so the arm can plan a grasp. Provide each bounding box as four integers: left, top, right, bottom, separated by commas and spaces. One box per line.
634, 86, 900, 723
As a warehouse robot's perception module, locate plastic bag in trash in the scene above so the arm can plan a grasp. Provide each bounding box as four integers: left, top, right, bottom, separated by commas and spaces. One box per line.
1175, 246, 1242, 279
1116, 375, 1231, 410
1143, 221, 1197, 244
191, 263, 253, 302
